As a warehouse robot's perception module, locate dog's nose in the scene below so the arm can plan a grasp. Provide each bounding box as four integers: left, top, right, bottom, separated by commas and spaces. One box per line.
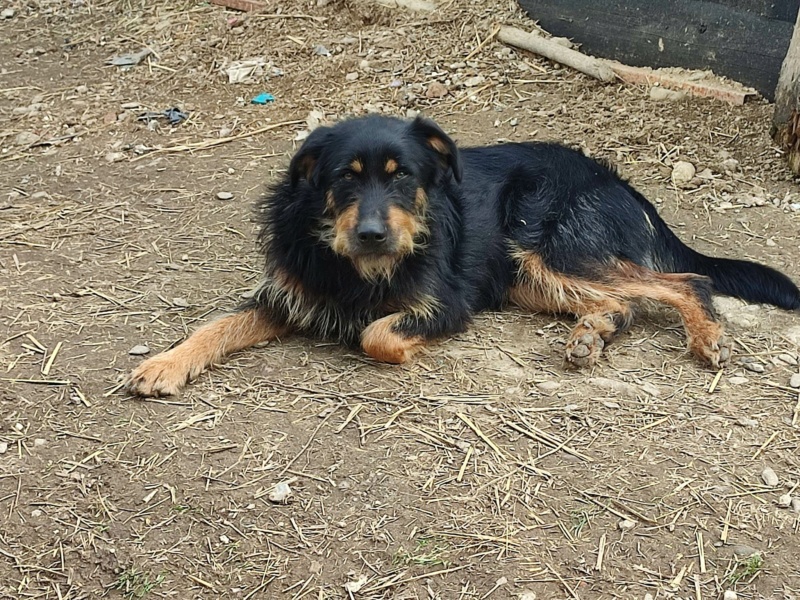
357, 219, 388, 247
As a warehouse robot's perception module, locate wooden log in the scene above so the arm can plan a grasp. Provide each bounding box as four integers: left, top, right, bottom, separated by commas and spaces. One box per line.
608, 62, 756, 106
773, 9, 800, 173
498, 26, 615, 83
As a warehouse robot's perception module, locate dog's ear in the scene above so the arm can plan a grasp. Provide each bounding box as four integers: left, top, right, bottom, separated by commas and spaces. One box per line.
289, 126, 332, 187
409, 117, 462, 183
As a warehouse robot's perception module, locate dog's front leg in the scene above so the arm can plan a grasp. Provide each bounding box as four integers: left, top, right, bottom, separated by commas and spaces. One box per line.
361, 305, 461, 364
127, 308, 288, 396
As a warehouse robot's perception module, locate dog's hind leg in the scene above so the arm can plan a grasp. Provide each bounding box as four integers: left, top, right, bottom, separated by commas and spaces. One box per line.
127, 308, 288, 396
611, 266, 732, 368
509, 249, 633, 367
509, 247, 731, 368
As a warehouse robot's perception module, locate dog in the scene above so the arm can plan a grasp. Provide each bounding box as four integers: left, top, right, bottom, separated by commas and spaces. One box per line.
127, 115, 800, 396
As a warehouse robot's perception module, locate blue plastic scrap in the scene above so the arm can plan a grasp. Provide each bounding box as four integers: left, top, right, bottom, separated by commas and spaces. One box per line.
251, 93, 275, 105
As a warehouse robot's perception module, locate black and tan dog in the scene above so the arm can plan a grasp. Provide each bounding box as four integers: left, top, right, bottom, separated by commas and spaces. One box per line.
127, 115, 800, 396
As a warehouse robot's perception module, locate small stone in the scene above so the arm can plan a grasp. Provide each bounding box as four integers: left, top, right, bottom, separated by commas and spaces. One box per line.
728, 376, 749, 385
359, 59, 370, 70
268, 481, 292, 503
649, 86, 686, 102
345, 72, 359, 82
104, 152, 126, 163
1, 8, 15, 18
778, 353, 797, 366
463, 75, 486, 87
778, 493, 792, 508
425, 81, 449, 98
510, 118, 519, 126
671, 161, 696, 189
519, 593, 536, 600
618, 519, 637, 530
736, 417, 758, 428
31, 509, 42, 518
536, 381, 561, 395
34, 438, 46, 447
219, 534, 230, 544
723, 591, 738, 600
765, 238, 776, 247
791, 497, 800, 513
120, 102, 141, 109
0, 442, 7, 454
172, 297, 189, 308
721, 158, 740, 173
15, 131, 40, 146
743, 362, 765, 373
790, 373, 800, 388
731, 545, 760, 559
313, 45, 331, 57
52, 293, 63, 302
344, 575, 368, 594
602, 401, 620, 409
216, 191, 234, 200
761, 467, 779, 487
129, 345, 150, 356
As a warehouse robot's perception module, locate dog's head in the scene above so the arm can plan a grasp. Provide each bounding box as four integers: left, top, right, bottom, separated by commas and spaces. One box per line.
288, 115, 462, 282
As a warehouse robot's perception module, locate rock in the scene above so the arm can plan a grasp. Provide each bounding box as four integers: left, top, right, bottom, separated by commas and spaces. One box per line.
778, 353, 797, 366
713, 297, 761, 329
728, 376, 749, 385
742, 362, 765, 373
778, 493, 792, 508
15, 131, 40, 146
731, 545, 760, 559
723, 591, 738, 600
618, 519, 637, 530
104, 152, 126, 163
426, 81, 449, 98
721, 158, 740, 173
536, 381, 561, 395
313, 45, 331, 57
345, 72, 359, 82
761, 467, 779, 487
790, 374, 800, 389
463, 75, 486, 87
791, 497, 800, 513
344, 574, 368, 594
649, 86, 686, 102
589, 377, 657, 398
172, 297, 189, 308
129, 345, 150, 356
216, 191, 233, 200
671, 161, 696, 189
765, 238, 776, 247
0, 442, 7, 454
736, 417, 758, 428
268, 481, 292, 503
787, 325, 800, 346
519, 592, 537, 600
1, 8, 15, 18
34, 438, 46, 447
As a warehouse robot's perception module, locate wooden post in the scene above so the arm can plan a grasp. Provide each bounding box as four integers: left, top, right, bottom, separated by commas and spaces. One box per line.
773, 10, 800, 174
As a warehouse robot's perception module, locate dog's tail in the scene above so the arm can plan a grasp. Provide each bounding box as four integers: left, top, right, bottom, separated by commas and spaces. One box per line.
661, 226, 800, 310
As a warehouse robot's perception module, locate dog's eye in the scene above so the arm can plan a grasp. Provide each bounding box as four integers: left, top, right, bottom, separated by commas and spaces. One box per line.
342, 171, 354, 180
394, 169, 409, 179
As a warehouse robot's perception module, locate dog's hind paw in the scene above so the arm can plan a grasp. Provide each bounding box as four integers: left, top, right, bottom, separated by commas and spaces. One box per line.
565, 331, 605, 368
690, 334, 732, 369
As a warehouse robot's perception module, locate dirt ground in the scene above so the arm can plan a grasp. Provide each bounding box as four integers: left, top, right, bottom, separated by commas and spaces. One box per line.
2, 1, 800, 599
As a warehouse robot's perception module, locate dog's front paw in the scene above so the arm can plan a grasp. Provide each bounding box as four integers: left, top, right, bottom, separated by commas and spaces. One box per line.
127, 350, 196, 397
